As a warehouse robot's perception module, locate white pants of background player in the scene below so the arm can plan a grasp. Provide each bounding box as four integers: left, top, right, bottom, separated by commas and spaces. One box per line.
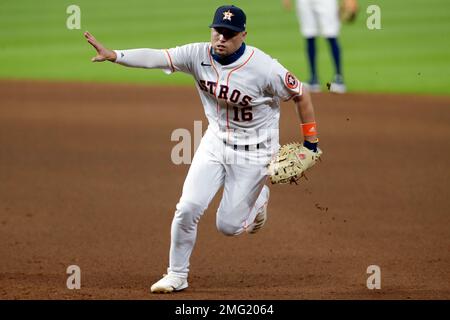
296, 0, 340, 37
168, 129, 273, 278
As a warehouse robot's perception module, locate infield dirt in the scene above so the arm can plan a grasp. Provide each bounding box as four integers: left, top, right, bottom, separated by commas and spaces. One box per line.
0, 80, 449, 299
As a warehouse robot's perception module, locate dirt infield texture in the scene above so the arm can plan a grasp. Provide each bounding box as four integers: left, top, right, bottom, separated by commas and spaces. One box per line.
0, 80, 449, 300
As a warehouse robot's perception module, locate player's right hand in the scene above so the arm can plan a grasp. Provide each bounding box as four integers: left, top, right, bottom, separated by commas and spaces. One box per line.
84, 31, 117, 62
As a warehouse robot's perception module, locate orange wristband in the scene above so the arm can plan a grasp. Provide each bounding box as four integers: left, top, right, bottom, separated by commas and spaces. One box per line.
301, 122, 318, 137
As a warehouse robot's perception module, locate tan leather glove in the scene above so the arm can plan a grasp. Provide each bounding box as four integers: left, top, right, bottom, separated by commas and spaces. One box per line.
268, 142, 322, 185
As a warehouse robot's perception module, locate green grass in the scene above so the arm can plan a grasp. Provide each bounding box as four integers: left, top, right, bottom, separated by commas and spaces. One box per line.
1, 0, 449, 95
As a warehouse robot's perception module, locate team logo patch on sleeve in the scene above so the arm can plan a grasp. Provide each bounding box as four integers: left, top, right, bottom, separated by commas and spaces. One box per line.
285, 72, 299, 90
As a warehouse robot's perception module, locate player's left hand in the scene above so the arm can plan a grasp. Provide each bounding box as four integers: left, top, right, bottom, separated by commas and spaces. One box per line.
268, 142, 322, 185
84, 31, 117, 62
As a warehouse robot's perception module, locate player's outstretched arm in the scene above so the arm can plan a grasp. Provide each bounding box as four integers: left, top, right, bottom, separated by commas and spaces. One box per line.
84, 31, 117, 62
84, 31, 170, 70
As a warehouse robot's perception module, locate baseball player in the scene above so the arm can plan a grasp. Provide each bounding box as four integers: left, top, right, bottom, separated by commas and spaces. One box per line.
84, 5, 321, 293
283, 0, 352, 93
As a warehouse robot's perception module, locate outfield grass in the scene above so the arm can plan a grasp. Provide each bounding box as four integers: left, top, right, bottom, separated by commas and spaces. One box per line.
0, 0, 449, 95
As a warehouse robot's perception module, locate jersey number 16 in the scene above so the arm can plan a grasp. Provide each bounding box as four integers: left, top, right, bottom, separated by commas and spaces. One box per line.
232, 106, 253, 122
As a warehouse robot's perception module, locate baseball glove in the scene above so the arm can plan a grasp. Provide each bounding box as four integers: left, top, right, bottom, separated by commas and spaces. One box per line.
339, 0, 359, 23
268, 142, 322, 185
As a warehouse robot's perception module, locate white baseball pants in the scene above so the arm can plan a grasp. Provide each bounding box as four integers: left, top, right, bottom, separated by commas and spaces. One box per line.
296, 0, 340, 38
167, 129, 273, 278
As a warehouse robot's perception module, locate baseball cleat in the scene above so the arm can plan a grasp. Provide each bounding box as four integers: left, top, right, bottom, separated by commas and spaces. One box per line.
329, 82, 347, 94
247, 186, 270, 234
150, 274, 188, 293
328, 74, 346, 94
248, 203, 268, 234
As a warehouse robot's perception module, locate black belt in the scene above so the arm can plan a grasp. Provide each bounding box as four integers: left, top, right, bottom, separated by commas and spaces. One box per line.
223, 140, 260, 151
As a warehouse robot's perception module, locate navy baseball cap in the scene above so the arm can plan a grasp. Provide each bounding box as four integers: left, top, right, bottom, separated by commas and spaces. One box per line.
209, 5, 246, 32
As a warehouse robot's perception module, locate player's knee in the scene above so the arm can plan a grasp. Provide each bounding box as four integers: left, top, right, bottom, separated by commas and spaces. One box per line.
216, 218, 242, 236
173, 201, 204, 231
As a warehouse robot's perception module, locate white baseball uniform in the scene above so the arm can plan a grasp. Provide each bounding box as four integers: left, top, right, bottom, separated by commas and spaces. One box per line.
114, 43, 303, 278
295, 0, 340, 37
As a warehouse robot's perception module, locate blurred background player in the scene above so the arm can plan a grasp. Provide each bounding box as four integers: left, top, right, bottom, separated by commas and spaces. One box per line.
283, 0, 357, 93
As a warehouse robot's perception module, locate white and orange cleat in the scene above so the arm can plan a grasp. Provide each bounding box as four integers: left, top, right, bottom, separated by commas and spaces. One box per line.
328, 74, 347, 94
247, 186, 270, 234
150, 273, 188, 294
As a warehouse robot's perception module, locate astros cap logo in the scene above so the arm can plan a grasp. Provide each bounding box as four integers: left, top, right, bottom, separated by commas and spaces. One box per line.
210, 5, 246, 32
222, 10, 234, 21
285, 72, 299, 90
